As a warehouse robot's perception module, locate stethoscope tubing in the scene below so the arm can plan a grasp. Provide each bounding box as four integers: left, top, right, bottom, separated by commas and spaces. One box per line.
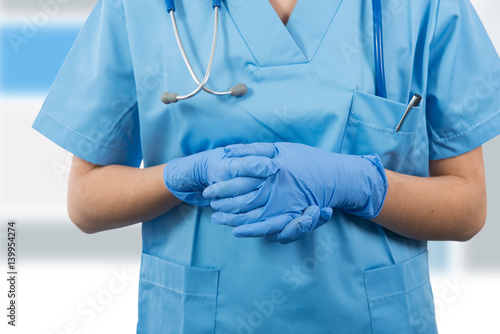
372, 0, 387, 99
169, 6, 222, 100
163, 0, 387, 102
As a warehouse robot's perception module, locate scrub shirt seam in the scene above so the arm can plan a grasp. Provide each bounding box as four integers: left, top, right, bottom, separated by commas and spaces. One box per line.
213, 270, 220, 334
403, 268, 414, 334
366, 278, 429, 302
430, 0, 443, 44
222, 3, 311, 69
339, 92, 356, 153
308, 0, 345, 63
140, 279, 217, 300
406, 289, 415, 334
106, 0, 126, 21
362, 275, 375, 334
431, 108, 500, 143
250, 61, 311, 70
39, 112, 134, 153
106, 101, 141, 147
378, 227, 397, 265
347, 118, 417, 136
221, 2, 261, 67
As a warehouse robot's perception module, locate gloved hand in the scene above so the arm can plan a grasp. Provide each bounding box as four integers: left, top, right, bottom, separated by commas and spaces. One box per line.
163, 147, 279, 207
247, 205, 334, 244
203, 142, 388, 241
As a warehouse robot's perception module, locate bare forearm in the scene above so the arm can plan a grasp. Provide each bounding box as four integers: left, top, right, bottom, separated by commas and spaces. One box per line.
68, 159, 181, 233
373, 169, 486, 241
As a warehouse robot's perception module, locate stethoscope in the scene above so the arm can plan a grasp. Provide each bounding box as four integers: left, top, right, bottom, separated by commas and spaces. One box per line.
161, 0, 387, 104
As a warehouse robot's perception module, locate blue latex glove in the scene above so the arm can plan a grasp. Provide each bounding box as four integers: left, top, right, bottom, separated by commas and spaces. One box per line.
163, 147, 279, 207
249, 205, 333, 244
203, 142, 388, 241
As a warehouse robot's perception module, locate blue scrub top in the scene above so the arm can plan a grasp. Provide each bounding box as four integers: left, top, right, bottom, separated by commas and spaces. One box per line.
33, 0, 500, 333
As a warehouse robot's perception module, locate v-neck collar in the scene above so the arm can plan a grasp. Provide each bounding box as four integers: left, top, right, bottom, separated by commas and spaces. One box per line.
286, 0, 343, 61
223, 0, 343, 67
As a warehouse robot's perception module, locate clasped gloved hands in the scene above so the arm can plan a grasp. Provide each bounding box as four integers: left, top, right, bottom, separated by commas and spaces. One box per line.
163, 143, 388, 244
163, 147, 279, 206
203, 142, 388, 243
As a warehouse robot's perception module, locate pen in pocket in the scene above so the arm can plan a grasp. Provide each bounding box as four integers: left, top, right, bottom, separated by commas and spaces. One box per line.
395, 94, 422, 132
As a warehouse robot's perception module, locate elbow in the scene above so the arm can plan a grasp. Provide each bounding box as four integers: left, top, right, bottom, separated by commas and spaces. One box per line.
67, 179, 103, 234
67, 157, 106, 234
456, 222, 485, 242
67, 202, 101, 234
456, 202, 487, 242
68, 211, 99, 234
455, 178, 488, 242
74, 221, 100, 235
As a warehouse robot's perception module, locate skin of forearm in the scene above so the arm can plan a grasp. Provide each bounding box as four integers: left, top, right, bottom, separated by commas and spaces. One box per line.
68, 160, 181, 234
373, 169, 487, 242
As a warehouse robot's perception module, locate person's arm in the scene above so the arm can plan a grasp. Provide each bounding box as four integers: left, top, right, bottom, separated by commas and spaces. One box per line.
205, 143, 488, 243
67, 148, 278, 234
373, 146, 487, 241
67, 156, 182, 234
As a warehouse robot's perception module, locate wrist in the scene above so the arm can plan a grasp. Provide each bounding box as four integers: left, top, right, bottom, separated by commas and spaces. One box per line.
330, 153, 388, 219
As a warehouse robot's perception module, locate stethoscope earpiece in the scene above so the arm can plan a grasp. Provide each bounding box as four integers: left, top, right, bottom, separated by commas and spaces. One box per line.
161, 92, 179, 105
230, 84, 248, 97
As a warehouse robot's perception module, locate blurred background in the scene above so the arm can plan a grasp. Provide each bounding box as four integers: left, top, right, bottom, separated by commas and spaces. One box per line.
0, 0, 499, 333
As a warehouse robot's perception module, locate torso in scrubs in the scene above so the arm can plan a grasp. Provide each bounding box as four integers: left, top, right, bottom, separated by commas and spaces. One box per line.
33, 0, 500, 333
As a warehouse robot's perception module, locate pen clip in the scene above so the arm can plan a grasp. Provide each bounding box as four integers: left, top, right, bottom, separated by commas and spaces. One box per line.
395, 94, 422, 132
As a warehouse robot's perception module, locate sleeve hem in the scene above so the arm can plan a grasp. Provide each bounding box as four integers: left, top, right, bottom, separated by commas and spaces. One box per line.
429, 108, 500, 160
32, 112, 142, 167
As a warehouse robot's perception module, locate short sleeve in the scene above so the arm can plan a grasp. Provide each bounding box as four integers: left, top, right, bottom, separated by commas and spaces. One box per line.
32, 0, 142, 167
426, 0, 500, 160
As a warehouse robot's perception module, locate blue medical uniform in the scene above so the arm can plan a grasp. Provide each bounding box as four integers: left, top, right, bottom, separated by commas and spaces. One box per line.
33, 0, 500, 332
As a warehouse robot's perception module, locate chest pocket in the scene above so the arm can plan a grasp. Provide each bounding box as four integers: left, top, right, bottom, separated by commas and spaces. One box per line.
340, 91, 427, 175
